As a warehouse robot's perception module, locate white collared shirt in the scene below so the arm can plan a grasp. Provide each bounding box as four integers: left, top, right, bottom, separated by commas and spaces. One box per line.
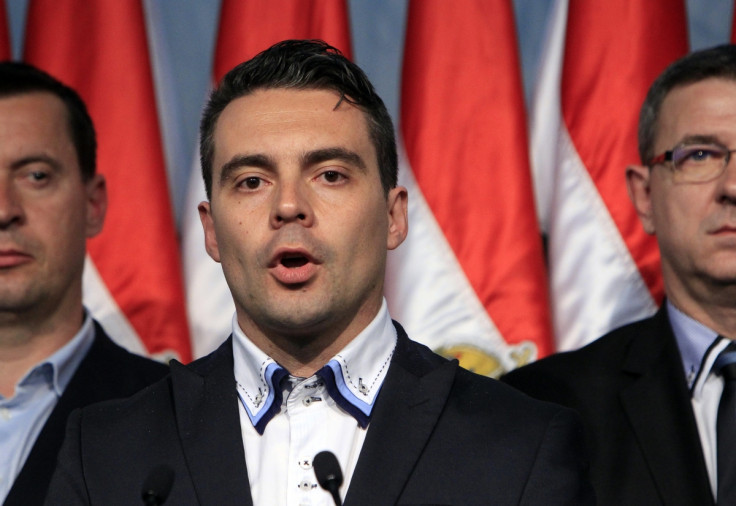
232, 299, 397, 506
0, 313, 95, 502
669, 301, 728, 497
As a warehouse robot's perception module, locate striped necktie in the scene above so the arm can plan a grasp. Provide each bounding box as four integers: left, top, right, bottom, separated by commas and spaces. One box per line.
715, 341, 736, 505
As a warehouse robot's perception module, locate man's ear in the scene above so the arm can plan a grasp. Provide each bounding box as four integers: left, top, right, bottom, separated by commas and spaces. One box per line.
386, 186, 408, 250
85, 174, 107, 238
626, 164, 656, 234
198, 201, 222, 262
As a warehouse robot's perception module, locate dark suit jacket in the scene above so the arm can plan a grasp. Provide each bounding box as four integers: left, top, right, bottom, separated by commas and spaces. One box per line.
4, 321, 169, 506
45, 322, 594, 505
503, 306, 714, 506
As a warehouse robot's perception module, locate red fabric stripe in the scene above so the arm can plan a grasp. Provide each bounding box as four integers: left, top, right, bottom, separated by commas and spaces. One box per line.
214, 0, 351, 84
0, 1, 9, 59
24, 0, 192, 361
561, 0, 688, 304
401, 0, 554, 355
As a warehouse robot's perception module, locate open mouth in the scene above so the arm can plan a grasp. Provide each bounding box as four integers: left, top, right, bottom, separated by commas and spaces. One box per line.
281, 255, 309, 268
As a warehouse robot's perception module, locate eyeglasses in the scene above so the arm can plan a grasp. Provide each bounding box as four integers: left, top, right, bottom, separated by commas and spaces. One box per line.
647, 143, 736, 183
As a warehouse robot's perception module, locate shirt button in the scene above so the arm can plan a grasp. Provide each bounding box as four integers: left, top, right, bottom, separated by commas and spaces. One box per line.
298, 480, 315, 491
299, 459, 312, 469
0, 408, 10, 421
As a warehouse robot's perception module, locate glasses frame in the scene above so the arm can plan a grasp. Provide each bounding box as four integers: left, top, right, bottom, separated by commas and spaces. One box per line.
647, 143, 736, 183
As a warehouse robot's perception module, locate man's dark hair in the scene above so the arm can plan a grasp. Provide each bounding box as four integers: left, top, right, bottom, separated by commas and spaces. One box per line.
200, 39, 397, 199
0, 61, 96, 181
639, 44, 736, 165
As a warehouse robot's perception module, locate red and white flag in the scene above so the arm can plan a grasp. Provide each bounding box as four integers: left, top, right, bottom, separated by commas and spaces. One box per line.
531, 0, 687, 350
392, 0, 553, 375
182, 0, 352, 357
24, 0, 192, 362
0, 1, 9, 59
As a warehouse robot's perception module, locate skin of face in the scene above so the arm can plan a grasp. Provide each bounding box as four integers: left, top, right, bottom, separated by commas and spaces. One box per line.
0, 92, 106, 334
199, 88, 408, 371
627, 78, 736, 326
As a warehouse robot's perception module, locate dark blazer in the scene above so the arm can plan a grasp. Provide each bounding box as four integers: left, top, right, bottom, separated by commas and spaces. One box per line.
45, 323, 594, 505
5, 321, 169, 506
503, 306, 714, 506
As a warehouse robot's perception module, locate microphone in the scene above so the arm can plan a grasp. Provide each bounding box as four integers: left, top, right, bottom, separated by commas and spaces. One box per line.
141, 465, 175, 505
313, 451, 344, 506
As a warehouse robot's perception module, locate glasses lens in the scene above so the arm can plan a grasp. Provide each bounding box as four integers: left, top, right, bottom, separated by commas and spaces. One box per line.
671, 144, 728, 182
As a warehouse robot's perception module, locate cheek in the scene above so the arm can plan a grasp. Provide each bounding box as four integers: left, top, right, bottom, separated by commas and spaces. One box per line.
652, 193, 705, 245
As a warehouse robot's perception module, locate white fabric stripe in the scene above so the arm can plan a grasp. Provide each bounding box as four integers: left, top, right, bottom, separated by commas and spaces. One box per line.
182, 153, 235, 359
548, 124, 656, 349
81, 255, 146, 355
530, 0, 656, 350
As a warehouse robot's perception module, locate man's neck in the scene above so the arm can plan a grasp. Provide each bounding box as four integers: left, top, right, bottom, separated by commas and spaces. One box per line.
0, 305, 85, 397
236, 303, 382, 377
667, 283, 736, 339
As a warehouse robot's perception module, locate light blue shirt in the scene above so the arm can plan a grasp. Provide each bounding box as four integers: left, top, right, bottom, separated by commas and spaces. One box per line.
0, 313, 95, 503
668, 300, 721, 390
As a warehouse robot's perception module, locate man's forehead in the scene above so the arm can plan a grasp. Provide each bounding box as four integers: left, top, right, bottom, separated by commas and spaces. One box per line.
212, 88, 373, 159
656, 77, 736, 144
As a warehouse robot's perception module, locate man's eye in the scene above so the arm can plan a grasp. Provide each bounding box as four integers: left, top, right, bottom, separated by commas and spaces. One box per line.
680, 146, 723, 163
28, 171, 49, 182
241, 177, 262, 189
321, 170, 344, 183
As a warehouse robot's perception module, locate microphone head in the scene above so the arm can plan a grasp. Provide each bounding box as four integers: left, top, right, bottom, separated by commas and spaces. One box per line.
141, 464, 175, 505
313, 450, 344, 490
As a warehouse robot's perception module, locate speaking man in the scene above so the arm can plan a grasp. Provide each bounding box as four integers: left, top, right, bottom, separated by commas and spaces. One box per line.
45, 40, 593, 505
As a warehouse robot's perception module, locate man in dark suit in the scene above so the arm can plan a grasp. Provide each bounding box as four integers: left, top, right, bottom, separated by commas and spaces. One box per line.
45, 40, 593, 505
0, 62, 168, 506
504, 44, 736, 506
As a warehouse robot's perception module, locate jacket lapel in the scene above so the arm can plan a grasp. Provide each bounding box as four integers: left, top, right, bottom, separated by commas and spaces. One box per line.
170, 337, 253, 506
619, 307, 714, 505
344, 323, 457, 506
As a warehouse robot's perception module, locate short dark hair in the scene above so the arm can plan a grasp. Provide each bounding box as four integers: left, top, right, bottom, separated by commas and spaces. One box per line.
0, 61, 96, 181
639, 44, 736, 165
200, 39, 397, 199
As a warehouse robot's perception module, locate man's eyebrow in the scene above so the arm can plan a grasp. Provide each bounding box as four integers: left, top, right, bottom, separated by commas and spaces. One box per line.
11, 154, 62, 171
303, 147, 367, 172
218, 153, 274, 185
678, 134, 726, 147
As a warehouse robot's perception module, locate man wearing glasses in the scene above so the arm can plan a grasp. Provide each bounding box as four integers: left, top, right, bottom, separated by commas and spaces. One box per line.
505, 44, 736, 506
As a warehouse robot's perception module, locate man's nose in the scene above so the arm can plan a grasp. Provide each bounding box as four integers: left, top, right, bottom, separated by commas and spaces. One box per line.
0, 180, 23, 229
270, 179, 314, 228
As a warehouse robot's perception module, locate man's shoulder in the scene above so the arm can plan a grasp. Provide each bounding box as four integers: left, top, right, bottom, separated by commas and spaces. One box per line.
398, 331, 577, 427
74, 335, 231, 422
501, 312, 669, 401
81, 321, 170, 382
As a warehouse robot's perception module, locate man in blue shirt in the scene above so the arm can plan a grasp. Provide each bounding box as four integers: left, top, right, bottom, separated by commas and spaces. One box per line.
0, 62, 168, 506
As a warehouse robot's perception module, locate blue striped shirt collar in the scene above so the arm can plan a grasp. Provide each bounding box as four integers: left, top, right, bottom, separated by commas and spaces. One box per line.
232, 298, 397, 431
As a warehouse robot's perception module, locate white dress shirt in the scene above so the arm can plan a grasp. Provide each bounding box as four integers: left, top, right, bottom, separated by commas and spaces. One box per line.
232, 299, 397, 506
669, 300, 730, 497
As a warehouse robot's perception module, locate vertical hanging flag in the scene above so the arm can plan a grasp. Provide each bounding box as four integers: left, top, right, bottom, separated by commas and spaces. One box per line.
0, 0, 9, 59
24, 0, 192, 362
530, 0, 687, 350
182, 0, 351, 358
392, 0, 553, 376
